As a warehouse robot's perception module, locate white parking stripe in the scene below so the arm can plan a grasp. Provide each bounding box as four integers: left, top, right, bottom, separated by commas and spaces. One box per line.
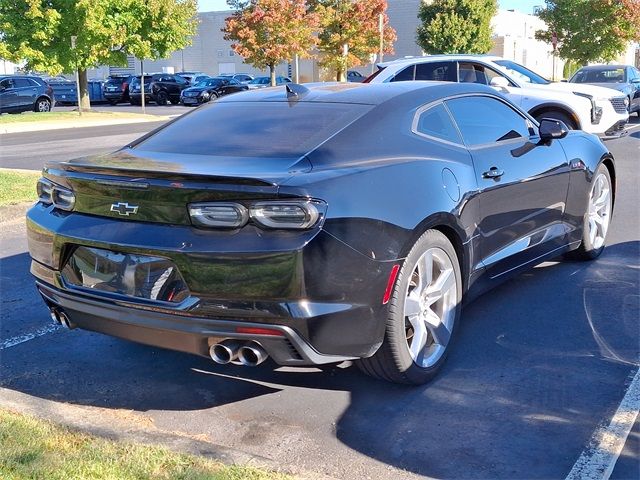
0, 324, 60, 350
566, 368, 640, 480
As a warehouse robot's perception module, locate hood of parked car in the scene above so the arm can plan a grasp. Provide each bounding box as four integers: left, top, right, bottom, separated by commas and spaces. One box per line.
570, 82, 631, 94
182, 86, 211, 94
526, 81, 626, 99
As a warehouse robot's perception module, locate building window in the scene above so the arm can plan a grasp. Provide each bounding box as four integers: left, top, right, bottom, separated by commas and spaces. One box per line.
229, 50, 234, 57
217, 50, 223, 58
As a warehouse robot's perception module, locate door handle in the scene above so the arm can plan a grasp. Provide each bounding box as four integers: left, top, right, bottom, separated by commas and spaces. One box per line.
482, 167, 504, 179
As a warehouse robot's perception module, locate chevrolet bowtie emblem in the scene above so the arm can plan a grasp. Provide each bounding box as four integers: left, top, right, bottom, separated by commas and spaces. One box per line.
110, 202, 139, 216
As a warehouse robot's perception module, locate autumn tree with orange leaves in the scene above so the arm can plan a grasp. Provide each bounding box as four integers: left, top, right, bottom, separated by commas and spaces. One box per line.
223, 0, 319, 86
312, 0, 396, 82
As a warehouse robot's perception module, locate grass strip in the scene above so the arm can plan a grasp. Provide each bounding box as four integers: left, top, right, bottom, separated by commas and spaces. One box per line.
0, 169, 40, 206
0, 408, 291, 480
0, 111, 161, 124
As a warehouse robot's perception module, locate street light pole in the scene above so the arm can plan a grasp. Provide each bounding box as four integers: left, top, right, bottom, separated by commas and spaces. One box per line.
140, 60, 146, 114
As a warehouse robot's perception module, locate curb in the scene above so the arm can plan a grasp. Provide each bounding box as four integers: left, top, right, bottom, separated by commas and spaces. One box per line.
0, 201, 32, 225
0, 388, 336, 480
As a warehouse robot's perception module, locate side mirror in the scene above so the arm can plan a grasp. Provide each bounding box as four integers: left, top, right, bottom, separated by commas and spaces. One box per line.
561, 79, 568, 83
489, 76, 510, 90
0, 86, 5, 92
631, 78, 640, 85
539, 118, 569, 142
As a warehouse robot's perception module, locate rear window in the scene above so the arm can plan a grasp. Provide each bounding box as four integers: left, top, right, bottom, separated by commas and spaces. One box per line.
107, 77, 128, 84
134, 102, 373, 158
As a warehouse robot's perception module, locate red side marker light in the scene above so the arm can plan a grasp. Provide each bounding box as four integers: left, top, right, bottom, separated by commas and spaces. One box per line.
382, 264, 400, 305
236, 327, 284, 336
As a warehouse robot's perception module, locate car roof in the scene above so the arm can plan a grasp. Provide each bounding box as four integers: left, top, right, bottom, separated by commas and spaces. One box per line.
218, 81, 499, 106
576, 64, 629, 70
379, 54, 501, 68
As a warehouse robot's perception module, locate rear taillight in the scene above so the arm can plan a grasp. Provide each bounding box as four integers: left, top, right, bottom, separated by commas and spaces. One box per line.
37, 178, 75, 211
188, 200, 326, 230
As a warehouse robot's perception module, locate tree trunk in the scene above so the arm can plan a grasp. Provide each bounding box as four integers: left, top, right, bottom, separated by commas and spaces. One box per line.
269, 65, 276, 87
78, 69, 91, 111
336, 68, 346, 82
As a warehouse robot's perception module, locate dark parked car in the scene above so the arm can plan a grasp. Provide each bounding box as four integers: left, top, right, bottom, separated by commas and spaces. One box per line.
347, 70, 366, 82
26, 82, 615, 384
219, 73, 254, 84
247, 76, 291, 89
129, 73, 188, 105
0, 75, 54, 113
176, 71, 209, 86
103, 75, 132, 105
569, 64, 640, 116
180, 77, 248, 105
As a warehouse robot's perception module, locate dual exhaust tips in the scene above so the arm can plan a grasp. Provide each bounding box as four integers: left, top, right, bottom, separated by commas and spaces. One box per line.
50, 308, 74, 329
209, 340, 268, 367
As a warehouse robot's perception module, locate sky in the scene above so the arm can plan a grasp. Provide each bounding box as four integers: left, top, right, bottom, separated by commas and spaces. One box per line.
198, 0, 544, 14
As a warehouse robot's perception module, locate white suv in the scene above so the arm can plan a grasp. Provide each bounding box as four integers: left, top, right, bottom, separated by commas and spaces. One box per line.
367, 55, 629, 138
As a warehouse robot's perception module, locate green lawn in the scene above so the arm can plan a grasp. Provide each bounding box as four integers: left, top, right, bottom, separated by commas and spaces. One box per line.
0, 111, 162, 124
0, 408, 291, 480
0, 169, 40, 206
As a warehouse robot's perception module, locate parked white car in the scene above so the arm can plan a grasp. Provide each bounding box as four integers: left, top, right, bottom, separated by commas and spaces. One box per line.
367, 55, 629, 138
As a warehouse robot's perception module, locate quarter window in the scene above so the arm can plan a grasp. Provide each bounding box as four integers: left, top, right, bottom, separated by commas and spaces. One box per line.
415, 103, 461, 144
445, 96, 531, 146
391, 66, 415, 82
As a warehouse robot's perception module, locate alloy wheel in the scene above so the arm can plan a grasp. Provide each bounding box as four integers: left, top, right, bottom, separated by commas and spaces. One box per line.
403, 247, 457, 368
37, 99, 51, 112
587, 172, 612, 250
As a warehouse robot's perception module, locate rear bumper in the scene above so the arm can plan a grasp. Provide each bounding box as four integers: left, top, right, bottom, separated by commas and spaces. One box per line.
36, 281, 355, 365
27, 203, 395, 363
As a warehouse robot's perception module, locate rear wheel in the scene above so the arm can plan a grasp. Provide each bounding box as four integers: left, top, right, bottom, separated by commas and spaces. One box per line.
566, 164, 613, 260
534, 111, 577, 130
155, 90, 169, 105
357, 230, 462, 385
34, 97, 51, 112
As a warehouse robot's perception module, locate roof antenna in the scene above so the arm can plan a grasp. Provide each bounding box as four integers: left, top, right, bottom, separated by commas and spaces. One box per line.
286, 83, 310, 99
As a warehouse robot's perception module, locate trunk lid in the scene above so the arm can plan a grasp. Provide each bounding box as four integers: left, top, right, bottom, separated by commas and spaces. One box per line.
45, 148, 311, 225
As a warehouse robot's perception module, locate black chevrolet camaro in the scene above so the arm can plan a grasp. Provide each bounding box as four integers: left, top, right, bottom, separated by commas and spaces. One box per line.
26, 82, 615, 384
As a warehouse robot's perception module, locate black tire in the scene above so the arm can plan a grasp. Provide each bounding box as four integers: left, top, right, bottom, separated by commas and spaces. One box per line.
170, 98, 179, 105
155, 90, 169, 105
566, 164, 613, 261
34, 97, 51, 113
534, 111, 577, 130
108, 100, 118, 106
130, 99, 140, 106
357, 229, 462, 385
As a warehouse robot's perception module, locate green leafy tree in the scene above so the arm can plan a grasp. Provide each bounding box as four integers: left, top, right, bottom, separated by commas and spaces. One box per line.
0, 0, 197, 110
313, 0, 396, 82
223, 0, 319, 86
536, 0, 640, 65
416, 0, 497, 54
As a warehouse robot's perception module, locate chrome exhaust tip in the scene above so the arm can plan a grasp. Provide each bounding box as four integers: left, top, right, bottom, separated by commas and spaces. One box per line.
50, 308, 61, 324
209, 340, 241, 365
238, 342, 269, 367
57, 310, 75, 329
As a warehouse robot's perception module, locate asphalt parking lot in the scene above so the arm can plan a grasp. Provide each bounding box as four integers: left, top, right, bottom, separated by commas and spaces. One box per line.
1, 117, 638, 479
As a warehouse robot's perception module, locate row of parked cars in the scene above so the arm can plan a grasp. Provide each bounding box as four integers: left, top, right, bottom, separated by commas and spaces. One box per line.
102, 71, 292, 107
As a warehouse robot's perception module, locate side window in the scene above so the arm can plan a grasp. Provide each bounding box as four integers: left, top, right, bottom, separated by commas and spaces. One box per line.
445, 96, 531, 146
175, 75, 187, 84
0, 78, 13, 90
13, 78, 33, 88
415, 62, 456, 82
391, 65, 415, 82
414, 103, 462, 144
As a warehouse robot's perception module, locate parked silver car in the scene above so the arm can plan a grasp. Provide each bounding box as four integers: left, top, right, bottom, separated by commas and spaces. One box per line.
569, 64, 640, 116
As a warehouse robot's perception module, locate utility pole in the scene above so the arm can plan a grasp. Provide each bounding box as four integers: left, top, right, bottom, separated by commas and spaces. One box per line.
71, 36, 82, 116
140, 60, 146, 114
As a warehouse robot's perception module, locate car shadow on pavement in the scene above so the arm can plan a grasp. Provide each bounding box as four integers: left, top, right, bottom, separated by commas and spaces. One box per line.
1, 241, 638, 478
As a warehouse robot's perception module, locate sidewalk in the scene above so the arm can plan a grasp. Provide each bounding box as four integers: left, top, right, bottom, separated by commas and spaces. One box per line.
0, 113, 172, 135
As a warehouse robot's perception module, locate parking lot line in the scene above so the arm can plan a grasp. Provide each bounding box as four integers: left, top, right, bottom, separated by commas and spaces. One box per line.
565, 368, 640, 480
0, 324, 60, 351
